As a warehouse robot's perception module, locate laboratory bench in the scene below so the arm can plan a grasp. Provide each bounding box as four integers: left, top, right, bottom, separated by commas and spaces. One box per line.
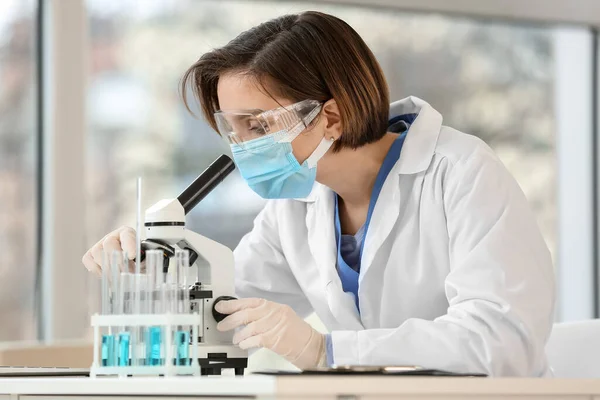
1, 376, 600, 399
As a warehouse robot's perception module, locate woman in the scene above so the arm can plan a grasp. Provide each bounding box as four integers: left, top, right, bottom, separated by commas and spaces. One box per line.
82, 11, 555, 376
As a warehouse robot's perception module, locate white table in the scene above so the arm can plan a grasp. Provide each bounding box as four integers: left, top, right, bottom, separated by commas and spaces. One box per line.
0, 376, 275, 399
2, 376, 600, 399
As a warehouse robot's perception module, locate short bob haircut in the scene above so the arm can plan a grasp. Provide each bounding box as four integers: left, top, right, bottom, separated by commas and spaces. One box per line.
181, 11, 390, 152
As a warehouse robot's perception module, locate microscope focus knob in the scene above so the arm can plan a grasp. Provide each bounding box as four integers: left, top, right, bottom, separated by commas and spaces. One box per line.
212, 295, 237, 322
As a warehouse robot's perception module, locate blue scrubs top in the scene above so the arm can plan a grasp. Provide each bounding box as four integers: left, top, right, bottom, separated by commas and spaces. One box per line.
333, 116, 411, 311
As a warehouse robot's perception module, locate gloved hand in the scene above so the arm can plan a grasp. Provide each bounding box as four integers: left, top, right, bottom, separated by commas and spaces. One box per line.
82, 226, 138, 275
216, 298, 326, 370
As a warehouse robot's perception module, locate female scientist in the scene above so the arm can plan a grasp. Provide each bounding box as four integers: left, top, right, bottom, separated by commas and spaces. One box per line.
82, 11, 555, 376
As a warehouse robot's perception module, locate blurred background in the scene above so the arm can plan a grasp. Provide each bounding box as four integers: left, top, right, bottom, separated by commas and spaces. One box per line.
0, 0, 598, 369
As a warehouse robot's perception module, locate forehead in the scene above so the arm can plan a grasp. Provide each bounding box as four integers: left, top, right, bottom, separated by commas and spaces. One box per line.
217, 73, 292, 112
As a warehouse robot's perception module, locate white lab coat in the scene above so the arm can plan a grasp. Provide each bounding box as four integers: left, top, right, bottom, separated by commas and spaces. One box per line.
233, 96, 555, 377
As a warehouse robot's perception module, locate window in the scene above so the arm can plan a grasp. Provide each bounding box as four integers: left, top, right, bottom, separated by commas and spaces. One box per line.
0, 0, 37, 341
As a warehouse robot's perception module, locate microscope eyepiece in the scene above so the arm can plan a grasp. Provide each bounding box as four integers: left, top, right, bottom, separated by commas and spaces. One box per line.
177, 155, 235, 215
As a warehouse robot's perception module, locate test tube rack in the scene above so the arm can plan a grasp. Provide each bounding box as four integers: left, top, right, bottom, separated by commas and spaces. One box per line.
90, 313, 201, 378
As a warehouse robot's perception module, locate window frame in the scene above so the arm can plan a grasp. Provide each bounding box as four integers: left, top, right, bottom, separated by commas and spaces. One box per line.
40, 0, 89, 341
311, 0, 600, 26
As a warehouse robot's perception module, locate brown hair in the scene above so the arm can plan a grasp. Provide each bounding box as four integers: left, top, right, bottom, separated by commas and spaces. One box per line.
181, 11, 390, 151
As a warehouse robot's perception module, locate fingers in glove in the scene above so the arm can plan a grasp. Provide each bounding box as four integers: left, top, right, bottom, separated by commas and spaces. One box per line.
236, 317, 288, 352
237, 334, 265, 350
82, 251, 101, 276
90, 243, 106, 272
215, 298, 269, 331
215, 298, 266, 314
216, 304, 269, 332
232, 313, 276, 345
119, 227, 137, 259
102, 235, 123, 258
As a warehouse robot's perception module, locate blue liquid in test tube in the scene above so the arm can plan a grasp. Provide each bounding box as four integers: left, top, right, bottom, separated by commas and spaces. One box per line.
118, 332, 131, 366
175, 331, 190, 366
101, 334, 116, 366
100, 251, 117, 367
148, 326, 163, 366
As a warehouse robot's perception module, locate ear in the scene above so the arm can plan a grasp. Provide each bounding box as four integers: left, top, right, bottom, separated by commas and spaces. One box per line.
321, 99, 342, 141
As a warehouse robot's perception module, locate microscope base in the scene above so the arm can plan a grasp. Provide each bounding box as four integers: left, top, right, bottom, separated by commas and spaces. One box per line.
196, 346, 248, 376
198, 353, 248, 376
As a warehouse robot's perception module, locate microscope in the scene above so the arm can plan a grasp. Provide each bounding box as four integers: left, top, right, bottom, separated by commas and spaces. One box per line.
139, 155, 247, 376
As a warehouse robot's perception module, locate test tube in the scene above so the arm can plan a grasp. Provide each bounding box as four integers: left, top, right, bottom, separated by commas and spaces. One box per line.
132, 273, 148, 367
163, 264, 175, 369
146, 250, 163, 366
117, 248, 133, 368
144, 252, 153, 363
174, 250, 190, 366
180, 250, 190, 314
110, 251, 120, 365
130, 269, 143, 367
100, 251, 116, 367
118, 272, 133, 367
101, 252, 110, 315
144, 254, 155, 315
161, 269, 171, 366
140, 254, 156, 365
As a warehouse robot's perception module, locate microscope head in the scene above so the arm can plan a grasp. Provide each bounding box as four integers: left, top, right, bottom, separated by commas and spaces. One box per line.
143, 154, 234, 245
145, 198, 185, 243
139, 155, 235, 271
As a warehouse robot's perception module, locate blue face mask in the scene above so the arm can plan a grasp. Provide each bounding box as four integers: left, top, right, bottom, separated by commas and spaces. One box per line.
231, 134, 334, 199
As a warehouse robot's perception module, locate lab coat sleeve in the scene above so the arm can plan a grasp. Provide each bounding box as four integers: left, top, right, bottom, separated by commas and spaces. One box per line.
331, 149, 555, 376
233, 200, 314, 318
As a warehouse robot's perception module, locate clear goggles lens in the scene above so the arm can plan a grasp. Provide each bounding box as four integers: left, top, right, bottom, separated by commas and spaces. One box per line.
214, 99, 322, 150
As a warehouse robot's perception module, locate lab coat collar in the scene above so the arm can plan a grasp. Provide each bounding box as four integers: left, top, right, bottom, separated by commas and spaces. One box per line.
361, 97, 443, 299
297, 96, 442, 203
302, 97, 442, 327
305, 184, 365, 330
389, 96, 443, 175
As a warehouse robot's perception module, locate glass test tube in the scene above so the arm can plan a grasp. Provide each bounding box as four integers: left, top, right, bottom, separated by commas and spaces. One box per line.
174, 250, 190, 366
117, 250, 132, 367
143, 250, 156, 366
162, 266, 173, 367
133, 273, 148, 367
118, 272, 132, 367
130, 267, 143, 367
146, 250, 163, 366
162, 261, 172, 368
101, 251, 116, 367
110, 251, 120, 366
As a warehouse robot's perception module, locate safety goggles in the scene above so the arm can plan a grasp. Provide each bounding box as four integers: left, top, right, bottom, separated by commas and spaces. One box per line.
214, 99, 322, 152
